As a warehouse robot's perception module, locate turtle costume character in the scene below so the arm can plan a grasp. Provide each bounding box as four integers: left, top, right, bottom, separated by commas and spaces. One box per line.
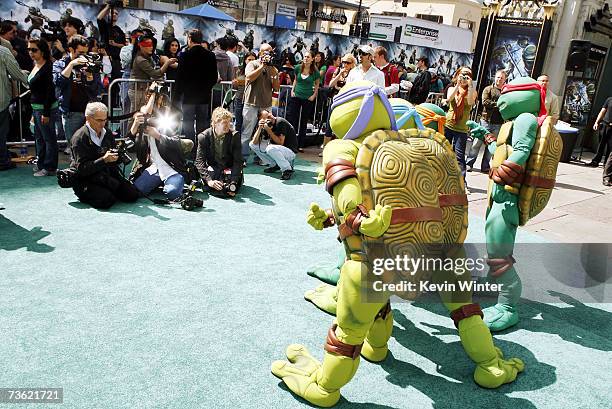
304, 100, 445, 304
469, 77, 562, 332
271, 81, 524, 407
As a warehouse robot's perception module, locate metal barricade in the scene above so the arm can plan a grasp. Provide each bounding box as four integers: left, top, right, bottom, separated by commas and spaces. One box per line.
426, 92, 445, 106
6, 82, 34, 152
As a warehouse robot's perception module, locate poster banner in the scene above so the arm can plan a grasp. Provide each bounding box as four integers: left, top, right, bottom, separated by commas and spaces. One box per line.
486, 20, 541, 83
3, 0, 473, 69
561, 77, 597, 126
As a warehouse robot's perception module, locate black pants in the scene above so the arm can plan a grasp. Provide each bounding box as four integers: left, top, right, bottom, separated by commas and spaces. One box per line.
592, 123, 611, 164
73, 177, 140, 209
601, 124, 612, 183
287, 96, 314, 148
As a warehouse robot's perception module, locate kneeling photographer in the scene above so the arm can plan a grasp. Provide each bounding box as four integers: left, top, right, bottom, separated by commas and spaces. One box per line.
68, 102, 140, 209
249, 109, 297, 180
195, 108, 243, 197
128, 111, 190, 201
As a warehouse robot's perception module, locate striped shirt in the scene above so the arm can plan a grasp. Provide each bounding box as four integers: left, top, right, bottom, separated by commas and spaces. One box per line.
0, 45, 28, 112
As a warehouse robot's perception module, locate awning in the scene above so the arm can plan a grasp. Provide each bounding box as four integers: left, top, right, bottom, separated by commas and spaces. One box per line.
178, 4, 237, 21
314, 0, 365, 11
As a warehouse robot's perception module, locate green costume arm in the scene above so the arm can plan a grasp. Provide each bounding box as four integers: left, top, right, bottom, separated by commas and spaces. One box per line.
507, 112, 537, 166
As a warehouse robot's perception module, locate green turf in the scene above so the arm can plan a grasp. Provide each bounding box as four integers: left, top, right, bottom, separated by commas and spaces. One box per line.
1, 160, 611, 409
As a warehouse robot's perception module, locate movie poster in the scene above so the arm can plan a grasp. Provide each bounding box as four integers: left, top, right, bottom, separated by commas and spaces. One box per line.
561, 77, 597, 126
487, 22, 541, 82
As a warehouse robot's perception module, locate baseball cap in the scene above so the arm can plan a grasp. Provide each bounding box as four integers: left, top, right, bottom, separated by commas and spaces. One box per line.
358, 45, 374, 55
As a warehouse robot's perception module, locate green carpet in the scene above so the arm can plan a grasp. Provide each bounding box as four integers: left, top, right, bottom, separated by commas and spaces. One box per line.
1, 160, 611, 409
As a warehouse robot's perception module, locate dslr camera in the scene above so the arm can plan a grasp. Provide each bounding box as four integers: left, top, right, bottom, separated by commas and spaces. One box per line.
106, 0, 125, 8
108, 139, 134, 166
260, 51, 273, 66
179, 181, 204, 211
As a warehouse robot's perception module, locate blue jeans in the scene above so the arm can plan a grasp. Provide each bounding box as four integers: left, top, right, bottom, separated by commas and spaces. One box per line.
182, 103, 210, 145
33, 109, 60, 171
445, 126, 468, 179
134, 170, 184, 201
62, 111, 85, 149
233, 99, 244, 134
466, 120, 499, 171
249, 140, 296, 172
0, 108, 10, 167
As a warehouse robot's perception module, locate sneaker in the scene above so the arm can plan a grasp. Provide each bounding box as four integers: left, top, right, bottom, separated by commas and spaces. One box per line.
586, 161, 599, 167
253, 157, 263, 166
603, 180, 612, 187
466, 165, 473, 172
318, 151, 323, 157
33, 169, 50, 177
297, 148, 305, 153
281, 169, 294, 180
264, 165, 280, 173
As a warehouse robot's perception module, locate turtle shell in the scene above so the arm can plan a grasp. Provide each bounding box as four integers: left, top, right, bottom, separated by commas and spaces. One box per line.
518, 116, 562, 225
398, 128, 468, 244
356, 129, 465, 300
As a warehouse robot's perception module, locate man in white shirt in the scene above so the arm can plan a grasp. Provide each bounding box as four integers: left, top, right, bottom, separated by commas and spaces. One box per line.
346, 45, 385, 88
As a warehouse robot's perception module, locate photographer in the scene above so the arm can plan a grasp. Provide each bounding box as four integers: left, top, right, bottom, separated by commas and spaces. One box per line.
241, 43, 279, 162
70, 102, 139, 209
195, 107, 243, 197
53, 35, 102, 155
249, 109, 297, 180
97, 1, 126, 94
128, 111, 188, 201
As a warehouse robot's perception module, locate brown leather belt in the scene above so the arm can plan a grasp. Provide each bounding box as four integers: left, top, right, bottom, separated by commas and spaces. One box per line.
438, 193, 468, 207
450, 303, 483, 328
324, 324, 363, 360
390, 207, 443, 224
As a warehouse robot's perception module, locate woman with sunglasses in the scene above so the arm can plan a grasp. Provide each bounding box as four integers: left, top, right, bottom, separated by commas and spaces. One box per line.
287, 51, 320, 152
160, 37, 180, 82
445, 66, 478, 187
27, 39, 59, 176
319, 54, 356, 154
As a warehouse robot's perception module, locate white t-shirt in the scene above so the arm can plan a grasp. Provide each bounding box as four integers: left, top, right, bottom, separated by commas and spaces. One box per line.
145, 135, 177, 182
227, 51, 239, 68
346, 65, 385, 88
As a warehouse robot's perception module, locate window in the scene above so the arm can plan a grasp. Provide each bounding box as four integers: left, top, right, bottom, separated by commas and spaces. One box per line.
415, 14, 443, 24
458, 18, 474, 30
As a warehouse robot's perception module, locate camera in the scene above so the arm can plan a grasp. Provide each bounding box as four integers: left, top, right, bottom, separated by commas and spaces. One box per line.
56, 167, 77, 188
40, 20, 65, 43
109, 139, 133, 166
75, 52, 103, 74
261, 51, 273, 66
179, 181, 204, 211
222, 181, 238, 196
106, 0, 124, 8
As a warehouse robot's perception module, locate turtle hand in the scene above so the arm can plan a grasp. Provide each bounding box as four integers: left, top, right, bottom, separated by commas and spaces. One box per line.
307, 203, 332, 230
360, 204, 392, 238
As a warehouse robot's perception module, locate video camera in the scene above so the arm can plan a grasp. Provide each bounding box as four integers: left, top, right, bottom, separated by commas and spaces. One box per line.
74, 53, 104, 74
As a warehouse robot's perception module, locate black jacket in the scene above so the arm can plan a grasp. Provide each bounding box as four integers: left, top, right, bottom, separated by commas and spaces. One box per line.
129, 132, 188, 181
175, 45, 218, 105
28, 61, 57, 116
409, 69, 432, 104
195, 128, 242, 184
70, 124, 123, 188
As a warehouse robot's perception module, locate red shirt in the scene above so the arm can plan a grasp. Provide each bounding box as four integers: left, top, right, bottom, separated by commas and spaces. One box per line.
380, 63, 400, 89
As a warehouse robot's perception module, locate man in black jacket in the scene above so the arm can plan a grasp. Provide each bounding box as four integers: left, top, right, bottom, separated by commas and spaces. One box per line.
70, 102, 139, 209
129, 112, 191, 201
175, 29, 218, 147
408, 56, 432, 104
195, 107, 243, 197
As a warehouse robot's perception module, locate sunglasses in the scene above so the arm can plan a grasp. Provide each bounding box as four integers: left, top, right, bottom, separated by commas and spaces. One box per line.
27, 48, 40, 52
342, 61, 353, 64
358, 51, 370, 56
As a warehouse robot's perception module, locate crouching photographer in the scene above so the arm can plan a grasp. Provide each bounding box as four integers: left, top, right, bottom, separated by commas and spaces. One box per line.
249, 109, 297, 180
195, 107, 243, 197
66, 102, 140, 209
128, 111, 191, 201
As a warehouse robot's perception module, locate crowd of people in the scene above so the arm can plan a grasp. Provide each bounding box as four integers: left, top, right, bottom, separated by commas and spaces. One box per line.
2, 8, 610, 209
